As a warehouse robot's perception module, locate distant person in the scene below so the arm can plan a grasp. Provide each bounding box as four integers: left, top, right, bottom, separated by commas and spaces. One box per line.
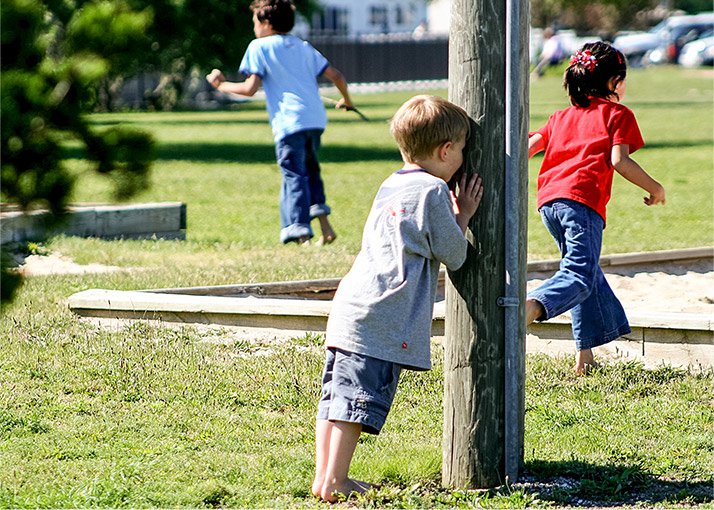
312, 95, 484, 502
527, 42, 666, 375
413, 20, 428, 38
206, 0, 355, 245
533, 27, 565, 77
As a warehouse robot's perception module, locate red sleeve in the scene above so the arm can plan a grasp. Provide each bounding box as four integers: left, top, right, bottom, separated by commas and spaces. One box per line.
610, 106, 644, 154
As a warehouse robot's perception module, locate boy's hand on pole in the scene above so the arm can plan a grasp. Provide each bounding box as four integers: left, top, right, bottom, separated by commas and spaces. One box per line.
456, 173, 484, 220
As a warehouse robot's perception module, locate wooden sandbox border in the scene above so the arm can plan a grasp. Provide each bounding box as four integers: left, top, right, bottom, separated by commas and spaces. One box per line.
68, 246, 713, 368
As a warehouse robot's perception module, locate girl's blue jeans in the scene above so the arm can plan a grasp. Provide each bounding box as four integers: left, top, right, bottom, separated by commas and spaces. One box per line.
275, 129, 331, 243
527, 199, 631, 351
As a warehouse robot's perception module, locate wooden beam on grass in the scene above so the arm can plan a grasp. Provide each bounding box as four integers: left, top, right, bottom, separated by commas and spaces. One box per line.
0, 202, 186, 244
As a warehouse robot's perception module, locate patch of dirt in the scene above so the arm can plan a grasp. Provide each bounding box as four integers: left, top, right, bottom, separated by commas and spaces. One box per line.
511, 474, 714, 508
12, 252, 125, 276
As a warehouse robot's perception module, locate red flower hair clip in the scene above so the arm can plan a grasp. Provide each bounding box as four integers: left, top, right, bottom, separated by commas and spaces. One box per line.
570, 49, 598, 71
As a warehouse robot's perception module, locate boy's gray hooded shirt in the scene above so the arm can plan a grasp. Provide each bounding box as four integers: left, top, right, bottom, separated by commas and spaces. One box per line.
326, 170, 468, 370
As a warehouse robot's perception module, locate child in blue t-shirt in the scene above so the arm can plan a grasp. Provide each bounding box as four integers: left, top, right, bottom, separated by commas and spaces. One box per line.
207, 0, 354, 245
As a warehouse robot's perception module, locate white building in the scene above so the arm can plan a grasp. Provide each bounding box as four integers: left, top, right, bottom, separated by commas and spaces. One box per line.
426, 0, 451, 35
303, 0, 430, 37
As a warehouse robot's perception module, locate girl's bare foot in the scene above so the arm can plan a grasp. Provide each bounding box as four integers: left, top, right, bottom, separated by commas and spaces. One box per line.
320, 478, 374, 503
575, 348, 597, 375
317, 215, 337, 245
526, 298, 545, 324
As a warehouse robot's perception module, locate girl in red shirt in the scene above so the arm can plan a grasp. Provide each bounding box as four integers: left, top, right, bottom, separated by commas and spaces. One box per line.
527, 42, 666, 375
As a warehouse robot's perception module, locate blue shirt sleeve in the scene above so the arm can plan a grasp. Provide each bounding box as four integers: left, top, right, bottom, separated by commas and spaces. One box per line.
304, 41, 329, 77
239, 40, 265, 78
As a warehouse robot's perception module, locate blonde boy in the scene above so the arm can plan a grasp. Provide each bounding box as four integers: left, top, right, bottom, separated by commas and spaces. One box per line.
313, 95, 484, 502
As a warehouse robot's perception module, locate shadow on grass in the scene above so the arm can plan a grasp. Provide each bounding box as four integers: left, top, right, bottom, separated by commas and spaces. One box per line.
325, 115, 393, 124
522, 459, 713, 507
63, 143, 400, 164
630, 100, 714, 109
89, 117, 270, 127
640, 139, 714, 149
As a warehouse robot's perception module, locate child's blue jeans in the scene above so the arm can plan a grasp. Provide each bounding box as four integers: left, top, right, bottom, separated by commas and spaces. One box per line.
527, 199, 631, 351
275, 129, 331, 243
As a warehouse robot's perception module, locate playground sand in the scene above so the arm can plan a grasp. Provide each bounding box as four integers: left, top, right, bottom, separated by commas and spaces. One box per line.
527, 257, 714, 315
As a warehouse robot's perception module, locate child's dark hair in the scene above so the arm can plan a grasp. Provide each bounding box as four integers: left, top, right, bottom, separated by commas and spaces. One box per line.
250, 0, 295, 33
564, 41, 627, 107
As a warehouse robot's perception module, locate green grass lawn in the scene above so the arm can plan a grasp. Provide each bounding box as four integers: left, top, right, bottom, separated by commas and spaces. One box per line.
1, 66, 713, 508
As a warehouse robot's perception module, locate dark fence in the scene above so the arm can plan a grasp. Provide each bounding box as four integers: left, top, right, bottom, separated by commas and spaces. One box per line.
311, 36, 449, 83
113, 37, 450, 110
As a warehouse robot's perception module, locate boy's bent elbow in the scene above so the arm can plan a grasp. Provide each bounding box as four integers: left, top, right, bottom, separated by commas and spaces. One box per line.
323, 66, 346, 85
244, 83, 261, 97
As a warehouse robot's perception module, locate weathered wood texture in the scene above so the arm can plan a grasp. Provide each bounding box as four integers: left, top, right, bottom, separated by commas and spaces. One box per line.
443, 0, 529, 489
0, 202, 186, 244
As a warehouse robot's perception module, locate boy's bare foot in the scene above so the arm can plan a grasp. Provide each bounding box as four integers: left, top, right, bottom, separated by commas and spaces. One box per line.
574, 348, 597, 375
311, 477, 323, 499
320, 478, 374, 503
526, 298, 545, 324
316, 234, 337, 246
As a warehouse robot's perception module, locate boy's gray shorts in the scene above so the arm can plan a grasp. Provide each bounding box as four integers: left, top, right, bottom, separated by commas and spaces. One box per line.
317, 347, 401, 435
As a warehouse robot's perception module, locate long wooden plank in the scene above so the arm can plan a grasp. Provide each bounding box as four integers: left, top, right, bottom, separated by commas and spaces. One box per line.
147, 277, 343, 297
69, 289, 712, 336
538, 311, 713, 332
68, 289, 333, 317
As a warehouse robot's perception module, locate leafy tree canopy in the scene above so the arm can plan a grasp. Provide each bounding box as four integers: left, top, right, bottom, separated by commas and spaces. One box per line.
1, 0, 155, 304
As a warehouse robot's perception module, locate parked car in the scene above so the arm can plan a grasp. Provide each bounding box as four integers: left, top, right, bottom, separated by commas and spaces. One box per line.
678, 30, 714, 66
612, 30, 660, 66
613, 12, 714, 66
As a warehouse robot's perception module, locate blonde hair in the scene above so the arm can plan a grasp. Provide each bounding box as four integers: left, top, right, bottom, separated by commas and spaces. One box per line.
390, 95, 470, 162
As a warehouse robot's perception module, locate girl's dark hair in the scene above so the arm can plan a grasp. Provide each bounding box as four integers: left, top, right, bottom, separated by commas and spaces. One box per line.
250, 0, 295, 33
563, 41, 627, 107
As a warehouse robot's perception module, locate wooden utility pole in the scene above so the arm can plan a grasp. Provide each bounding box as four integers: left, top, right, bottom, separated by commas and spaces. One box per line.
442, 0, 529, 489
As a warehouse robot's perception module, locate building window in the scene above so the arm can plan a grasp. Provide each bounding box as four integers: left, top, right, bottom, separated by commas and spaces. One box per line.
369, 5, 389, 31
395, 5, 405, 25
395, 3, 419, 29
311, 7, 349, 36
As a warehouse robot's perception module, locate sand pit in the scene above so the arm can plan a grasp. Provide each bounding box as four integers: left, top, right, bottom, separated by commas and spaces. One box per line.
527, 258, 714, 315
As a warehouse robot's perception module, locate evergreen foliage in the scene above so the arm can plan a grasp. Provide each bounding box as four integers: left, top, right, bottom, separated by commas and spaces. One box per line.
1, 0, 156, 304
